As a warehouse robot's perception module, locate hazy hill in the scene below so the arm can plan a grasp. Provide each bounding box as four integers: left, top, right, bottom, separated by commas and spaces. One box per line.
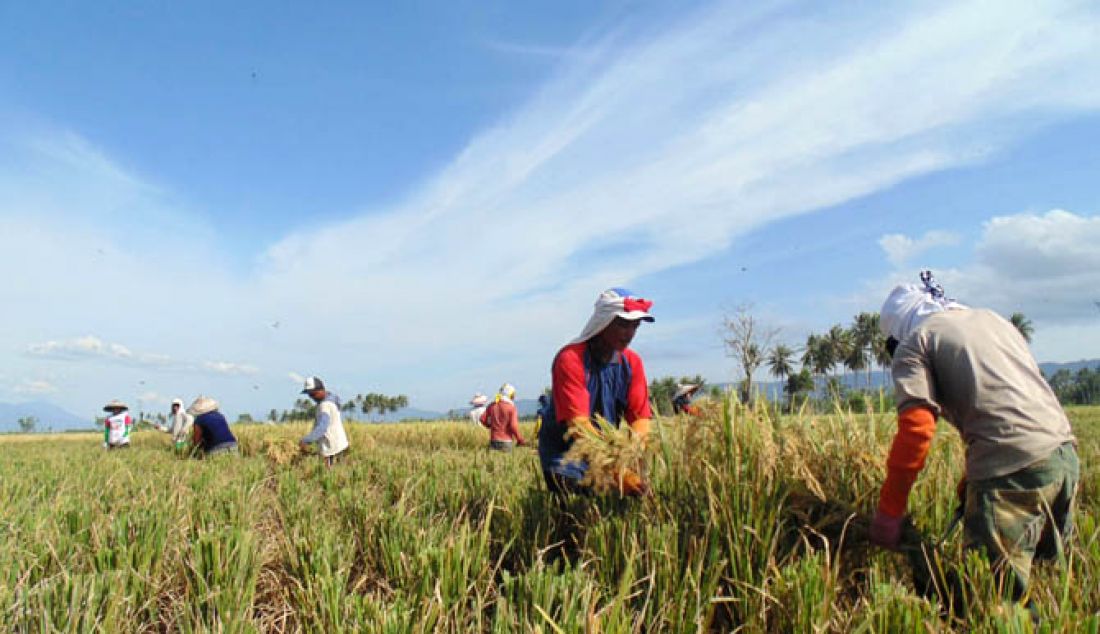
0, 401, 91, 433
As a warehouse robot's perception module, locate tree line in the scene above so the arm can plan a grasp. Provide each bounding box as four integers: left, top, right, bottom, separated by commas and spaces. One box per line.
268, 392, 410, 423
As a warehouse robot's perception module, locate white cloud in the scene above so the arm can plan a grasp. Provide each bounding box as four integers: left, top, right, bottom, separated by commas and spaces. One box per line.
3, 0, 1100, 413
26, 336, 168, 366
951, 209, 1100, 323
14, 379, 58, 395
878, 230, 962, 268
202, 361, 259, 376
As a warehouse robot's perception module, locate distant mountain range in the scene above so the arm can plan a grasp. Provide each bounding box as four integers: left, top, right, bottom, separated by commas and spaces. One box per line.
0, 401, 93, 433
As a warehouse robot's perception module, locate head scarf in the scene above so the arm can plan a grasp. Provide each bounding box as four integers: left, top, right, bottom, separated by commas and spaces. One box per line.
496, 383, 516, 403
880, 270, 968, 342
570, 287, 655, 345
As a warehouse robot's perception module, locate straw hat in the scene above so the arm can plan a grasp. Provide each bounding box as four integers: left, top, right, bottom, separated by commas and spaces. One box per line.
103, 399, 129, 412
187, 395, 219, 416
470, 393, 488, 406
673, 384, 700, 399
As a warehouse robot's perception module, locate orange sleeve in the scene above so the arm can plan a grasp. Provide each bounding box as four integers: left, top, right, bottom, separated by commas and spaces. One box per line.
878, 406, 937, 517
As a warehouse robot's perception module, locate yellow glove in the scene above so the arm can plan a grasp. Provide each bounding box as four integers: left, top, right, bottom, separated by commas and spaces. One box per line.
629, 417, 651, 445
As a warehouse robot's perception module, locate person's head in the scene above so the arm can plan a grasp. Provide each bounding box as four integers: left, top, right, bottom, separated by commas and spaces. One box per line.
879, 270, 967, 356
301, 376, 327, 403
499, 383, 516, 400
171, 398, 183, 413
571, 287, 655, 350
103, 399, 128, 415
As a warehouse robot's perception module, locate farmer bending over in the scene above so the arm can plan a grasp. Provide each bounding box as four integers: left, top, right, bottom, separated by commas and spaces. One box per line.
870, 271, 1078, 603
480, 383, 525, 451
538, 288, 654, 496
672, 383, 702, 416
188, 396, 239, 457
299, 376, 349, 467
102, 399, 133, 450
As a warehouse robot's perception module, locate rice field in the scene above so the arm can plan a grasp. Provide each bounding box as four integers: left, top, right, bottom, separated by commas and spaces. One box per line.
1, 401, 1097, 632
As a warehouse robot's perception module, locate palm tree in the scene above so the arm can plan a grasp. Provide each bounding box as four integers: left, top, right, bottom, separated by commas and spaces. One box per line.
766, 344, 795, 403
767, 344, 795, 383
843, 330, 868, 388
824, 325, 850, 379
1010, 312, 1034, 343
852, 312, 880, 386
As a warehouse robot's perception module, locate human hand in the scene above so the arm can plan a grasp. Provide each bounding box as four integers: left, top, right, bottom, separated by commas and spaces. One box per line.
617, 468, 650, 497
869, 510, 905, 550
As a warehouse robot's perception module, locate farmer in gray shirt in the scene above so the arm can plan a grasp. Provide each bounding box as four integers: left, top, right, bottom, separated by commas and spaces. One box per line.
870, 271, 1077, 604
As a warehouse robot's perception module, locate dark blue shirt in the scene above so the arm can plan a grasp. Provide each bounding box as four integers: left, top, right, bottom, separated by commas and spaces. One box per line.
194, 411, 237, 452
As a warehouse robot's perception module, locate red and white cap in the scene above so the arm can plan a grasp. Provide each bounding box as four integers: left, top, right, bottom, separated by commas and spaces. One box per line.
571, 287, 655, 344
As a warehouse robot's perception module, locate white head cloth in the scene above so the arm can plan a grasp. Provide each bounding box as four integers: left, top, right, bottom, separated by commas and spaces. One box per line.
497, 383, 516, 402
570, 287, 655, 345
880, 271, 967, 342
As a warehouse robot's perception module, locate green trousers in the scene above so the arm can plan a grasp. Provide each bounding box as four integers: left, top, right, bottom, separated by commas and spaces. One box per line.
964, 442, 1079, 601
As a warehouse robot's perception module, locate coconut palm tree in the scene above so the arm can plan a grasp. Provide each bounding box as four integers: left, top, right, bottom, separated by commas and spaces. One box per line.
1010, 312, 1034, 343
767, 344, 795, 401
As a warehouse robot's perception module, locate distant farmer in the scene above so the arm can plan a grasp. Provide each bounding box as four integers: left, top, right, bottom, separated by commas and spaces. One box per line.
167, 398, 194, 450
102, 399, 133, 450
299, 376, 349, 467
187, 396, 238, 457
870, 271, 1078, 604
480, 383, 525, 451
538, 288, 654, 496
469, 393, 489, 426
672, 384, 702, 415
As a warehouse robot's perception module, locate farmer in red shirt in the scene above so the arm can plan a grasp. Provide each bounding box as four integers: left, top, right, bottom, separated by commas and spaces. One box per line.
480, 383, 525, 451
538, 287, 654, 496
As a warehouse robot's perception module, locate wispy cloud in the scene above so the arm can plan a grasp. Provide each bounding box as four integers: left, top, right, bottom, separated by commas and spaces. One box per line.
878, 230, 962, 268
3, 0, 1100, 412
202, 361, 259, 376
26, 336, 259, 376
14, 379, 58, 395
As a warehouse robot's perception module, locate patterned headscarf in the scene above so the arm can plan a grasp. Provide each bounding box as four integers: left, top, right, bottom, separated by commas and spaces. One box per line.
880, 270, 968, 342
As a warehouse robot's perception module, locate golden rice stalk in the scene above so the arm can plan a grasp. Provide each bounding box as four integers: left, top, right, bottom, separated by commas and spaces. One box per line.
261, 437, 303, 466
562, 416, 650, 494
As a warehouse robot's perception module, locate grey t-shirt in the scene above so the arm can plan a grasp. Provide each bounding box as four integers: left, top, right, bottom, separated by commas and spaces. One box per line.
892, 309, 1074, 481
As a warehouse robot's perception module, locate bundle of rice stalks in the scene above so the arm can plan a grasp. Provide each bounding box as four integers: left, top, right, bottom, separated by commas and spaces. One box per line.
261, 438, 304, 466
562, 417, 651, 495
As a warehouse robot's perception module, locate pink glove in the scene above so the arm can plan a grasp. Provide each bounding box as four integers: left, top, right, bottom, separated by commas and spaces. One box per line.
870, 510, 904, 551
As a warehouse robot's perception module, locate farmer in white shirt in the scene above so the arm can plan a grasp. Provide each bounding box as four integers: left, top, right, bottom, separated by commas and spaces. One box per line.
299, 376, 350, 467
469, 393, 489, 425
167, 398, 194, 450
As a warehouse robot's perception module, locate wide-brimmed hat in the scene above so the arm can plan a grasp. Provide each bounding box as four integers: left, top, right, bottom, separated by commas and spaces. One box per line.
470, 393, 488, 406
673, 384, 700, 399
187, 395, 219, 416
103, 399, 128, 412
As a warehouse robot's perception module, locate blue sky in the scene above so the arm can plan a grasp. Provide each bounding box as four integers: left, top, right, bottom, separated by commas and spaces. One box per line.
2, 0, 1099, 420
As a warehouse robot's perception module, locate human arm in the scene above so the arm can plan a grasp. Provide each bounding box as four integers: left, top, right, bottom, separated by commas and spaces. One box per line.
508, 404, 525, 445
301, 407, 331, 445
623, 351, 653, 443
871, 405, 937, 549
552, 346, 598, 436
